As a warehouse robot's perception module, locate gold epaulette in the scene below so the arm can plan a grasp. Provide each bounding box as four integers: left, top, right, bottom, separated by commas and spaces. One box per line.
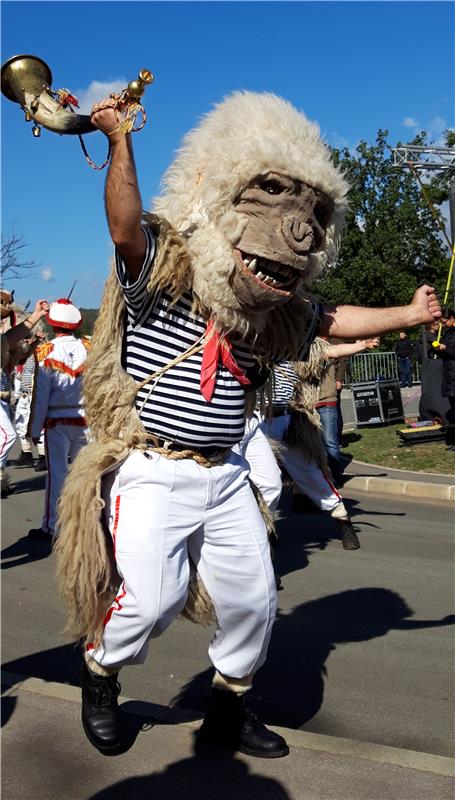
81, 336, 92, 351
36, 342, 54, 362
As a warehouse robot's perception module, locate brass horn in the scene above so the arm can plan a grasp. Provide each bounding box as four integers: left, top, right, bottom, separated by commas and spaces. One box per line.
1, 54, 153, 136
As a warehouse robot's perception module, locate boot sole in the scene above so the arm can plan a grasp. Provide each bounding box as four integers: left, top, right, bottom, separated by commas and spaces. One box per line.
197, 734, 290, 759
239, 743, 290, 758
82, 714, 125, 756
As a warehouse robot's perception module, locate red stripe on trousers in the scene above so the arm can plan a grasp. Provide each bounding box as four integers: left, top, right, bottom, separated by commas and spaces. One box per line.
322, 471, 341, 500
102, 496, 125, 627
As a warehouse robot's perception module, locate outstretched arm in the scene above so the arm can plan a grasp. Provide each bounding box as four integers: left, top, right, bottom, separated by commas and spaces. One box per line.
90, 99, 145, 282
325, 337, 380, 360
320, 286, 441, 338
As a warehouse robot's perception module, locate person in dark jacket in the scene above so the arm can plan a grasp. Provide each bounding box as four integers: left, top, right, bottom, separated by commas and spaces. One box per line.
417, 321, 450, 422
433, 310, 455, 448
395, 331, 414, 387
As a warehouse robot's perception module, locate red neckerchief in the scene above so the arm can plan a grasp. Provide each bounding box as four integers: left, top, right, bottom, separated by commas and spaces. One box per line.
200, 319, 251, 402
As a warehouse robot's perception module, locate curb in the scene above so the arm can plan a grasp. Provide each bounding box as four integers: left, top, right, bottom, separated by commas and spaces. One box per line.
350, 458, 455, 481
344, 475, 455, 503
2, 670, 454, 778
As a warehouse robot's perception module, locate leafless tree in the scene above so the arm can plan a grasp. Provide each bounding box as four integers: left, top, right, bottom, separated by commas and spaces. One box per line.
1, 230, 40, 282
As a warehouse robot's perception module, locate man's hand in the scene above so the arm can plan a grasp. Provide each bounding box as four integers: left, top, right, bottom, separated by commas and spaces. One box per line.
91, 97, 125, 145
33, 300, 50, 319
411, 286, 442, 325
365, 337, 380, 349
353, 337, 380, 350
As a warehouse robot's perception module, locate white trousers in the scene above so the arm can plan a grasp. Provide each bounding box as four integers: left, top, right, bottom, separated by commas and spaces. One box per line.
0, 399, 17, 470
42, 423, 88, 532
14, 395, 44, 455
234, 416, 282, 511
260, 414, 341, 513
88, 449, 277, 677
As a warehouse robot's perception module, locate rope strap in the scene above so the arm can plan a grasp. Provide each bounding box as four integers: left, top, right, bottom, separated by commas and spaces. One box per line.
77, 90, 147, 170
144, 442, 230, 469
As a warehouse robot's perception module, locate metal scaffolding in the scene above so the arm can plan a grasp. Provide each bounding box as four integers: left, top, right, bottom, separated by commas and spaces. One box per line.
392, 143, 455, 307
391, 145, 455, 172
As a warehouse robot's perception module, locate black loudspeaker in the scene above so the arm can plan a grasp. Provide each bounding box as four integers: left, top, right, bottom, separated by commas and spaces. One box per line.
351, 380, 404, 426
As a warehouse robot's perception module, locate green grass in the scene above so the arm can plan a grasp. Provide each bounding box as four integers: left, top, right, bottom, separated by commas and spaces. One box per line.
342, 424, 455, 475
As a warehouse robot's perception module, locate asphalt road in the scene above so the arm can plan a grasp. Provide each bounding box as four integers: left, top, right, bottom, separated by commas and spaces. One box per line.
1, 456, 454, 758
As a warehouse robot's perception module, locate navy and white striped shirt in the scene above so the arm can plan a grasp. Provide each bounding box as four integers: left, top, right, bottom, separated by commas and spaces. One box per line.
271, 361, 300, 407
116, 228, 257, 448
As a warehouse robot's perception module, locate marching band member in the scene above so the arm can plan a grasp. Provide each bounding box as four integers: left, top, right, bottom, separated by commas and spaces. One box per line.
28, 298, 89, 539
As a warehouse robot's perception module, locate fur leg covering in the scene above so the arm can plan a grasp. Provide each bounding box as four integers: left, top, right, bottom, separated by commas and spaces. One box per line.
212, 670, 252, 695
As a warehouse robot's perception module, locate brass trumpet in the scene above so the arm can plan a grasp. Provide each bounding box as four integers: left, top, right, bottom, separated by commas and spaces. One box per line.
1, 54, 153, 136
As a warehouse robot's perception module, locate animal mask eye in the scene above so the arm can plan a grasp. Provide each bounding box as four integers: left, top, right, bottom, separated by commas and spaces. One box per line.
314, 199, 332, 228
259, 179, 285, 195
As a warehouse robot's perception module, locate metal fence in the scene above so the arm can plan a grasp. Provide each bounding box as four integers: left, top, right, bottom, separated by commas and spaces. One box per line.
345, 352, 422, 385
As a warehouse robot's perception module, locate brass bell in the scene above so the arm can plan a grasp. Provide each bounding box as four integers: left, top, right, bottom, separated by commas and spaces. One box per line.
127, 69, 154, 100
32, 124, 41, 137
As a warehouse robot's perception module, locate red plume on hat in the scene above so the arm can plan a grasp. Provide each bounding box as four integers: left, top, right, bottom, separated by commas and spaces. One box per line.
46, 297, 82, 330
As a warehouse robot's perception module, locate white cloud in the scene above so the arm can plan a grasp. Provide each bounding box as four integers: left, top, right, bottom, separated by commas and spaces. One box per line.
403, 117, 419, 128
427, 115, 448, 146
41, 267, 54, 282
328, 131, 350, 150
74, 79, 127, 114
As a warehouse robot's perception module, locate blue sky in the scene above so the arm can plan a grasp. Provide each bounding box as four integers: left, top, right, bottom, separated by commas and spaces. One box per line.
2, 0, 454, 308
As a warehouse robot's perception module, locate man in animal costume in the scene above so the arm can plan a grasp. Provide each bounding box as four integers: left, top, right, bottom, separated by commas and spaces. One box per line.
28, 298, 89, 540
55, 91, 441, 758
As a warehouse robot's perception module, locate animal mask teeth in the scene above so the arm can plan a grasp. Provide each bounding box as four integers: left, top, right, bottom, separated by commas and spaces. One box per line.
240, 252, 297, 289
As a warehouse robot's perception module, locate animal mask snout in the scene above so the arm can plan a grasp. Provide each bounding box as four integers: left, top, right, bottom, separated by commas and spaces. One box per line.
281, 215, 314, 254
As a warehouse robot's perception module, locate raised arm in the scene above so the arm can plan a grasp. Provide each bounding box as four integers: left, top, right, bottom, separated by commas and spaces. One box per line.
320, 286, 441, 339
90, 99, 146, 282
5, 300, 49, 347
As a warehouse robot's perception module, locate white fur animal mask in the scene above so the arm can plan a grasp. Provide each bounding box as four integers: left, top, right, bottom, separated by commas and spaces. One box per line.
153, 91, 349, 337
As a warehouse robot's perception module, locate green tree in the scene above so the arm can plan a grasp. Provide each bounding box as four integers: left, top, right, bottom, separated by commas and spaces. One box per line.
78, 308, 99, 337
315, 130, 450, 347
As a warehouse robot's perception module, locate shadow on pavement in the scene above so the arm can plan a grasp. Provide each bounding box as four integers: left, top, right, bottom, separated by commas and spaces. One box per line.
0, 695, 17, 728
2, 593, 453, 735
86, 735, 290, 800
8, 472, 46, 495
1, 535, 53, 570
172, 588, 455, 729
2, 641, 81, 695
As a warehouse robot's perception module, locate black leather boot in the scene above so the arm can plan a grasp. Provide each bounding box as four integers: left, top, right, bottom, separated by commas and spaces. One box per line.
16, 451, 34, 467
337, 518, 360, 550
80, 661, 123, 754
197, 688, 289, 758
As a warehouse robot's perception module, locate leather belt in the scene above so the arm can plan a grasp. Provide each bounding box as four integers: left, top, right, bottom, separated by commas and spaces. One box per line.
44, 417, 87, 429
